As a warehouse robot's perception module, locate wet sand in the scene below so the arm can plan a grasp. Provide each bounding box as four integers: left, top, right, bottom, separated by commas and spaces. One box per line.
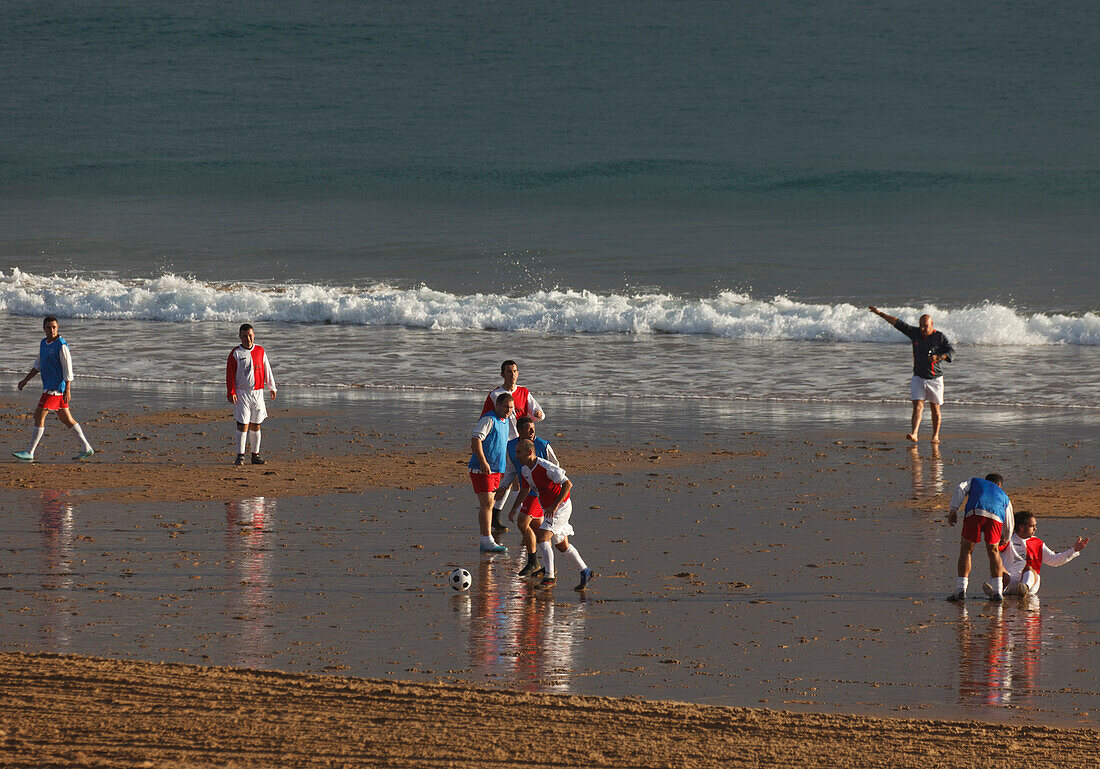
3, 651, 1098, 769
1, 385, 1098, 763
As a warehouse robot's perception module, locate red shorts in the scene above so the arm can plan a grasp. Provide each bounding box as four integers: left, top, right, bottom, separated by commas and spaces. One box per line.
961, 515, 1003, 545
470, 472, 502, 495
37, 393, 66, 411
520, 494, 544, 520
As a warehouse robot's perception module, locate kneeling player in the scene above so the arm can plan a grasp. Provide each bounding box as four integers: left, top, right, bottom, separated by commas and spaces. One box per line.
506, 417, 559, 577
990, 511, 1090, 598
514, 439, 594, 591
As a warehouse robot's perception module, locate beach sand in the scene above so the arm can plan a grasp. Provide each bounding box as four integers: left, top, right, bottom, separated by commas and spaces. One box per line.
1, 386, 1097, 764
2, 651, 1099, 768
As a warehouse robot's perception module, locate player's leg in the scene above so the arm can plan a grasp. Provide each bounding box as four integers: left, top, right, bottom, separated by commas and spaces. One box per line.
949, 534, 976, 601
554, 534, 594, 591
234, 422, 249, 464
907, 400, 923, 442
536, 526, 555, 586
1019, 568, 1040, 597
980, 521, 1004, 601
248, 422, 264, 464
57, 406, 94, 459
474, 481, 506, 552
14, 405, 50, 460
491, 467, 516, 532
517, 513, 540, 576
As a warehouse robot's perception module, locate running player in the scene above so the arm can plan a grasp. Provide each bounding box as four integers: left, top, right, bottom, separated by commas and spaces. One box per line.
226, 323, 277, 465
470, 392, 513, 553
12, 316, 95, 461
505, 417, 559, 577
946, 473, 1014, 602
481, 360, 545, 532
514, 438, 594, 591
988, 511, 1089, 597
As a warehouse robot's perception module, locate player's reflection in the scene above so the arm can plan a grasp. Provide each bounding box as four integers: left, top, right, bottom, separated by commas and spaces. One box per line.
955, 597, 1043, 706
224, 496, 276, 668
457, 555, 587, 692
908, 443, 944, 500
37, 490, 75, 650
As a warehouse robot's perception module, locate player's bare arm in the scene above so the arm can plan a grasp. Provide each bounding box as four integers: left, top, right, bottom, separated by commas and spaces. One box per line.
470, 437, 491, 474
868, 306, 899, 325
17, 367, 39, 391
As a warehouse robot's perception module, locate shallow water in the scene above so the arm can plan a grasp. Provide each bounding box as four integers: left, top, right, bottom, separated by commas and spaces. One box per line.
0, 385, 1096, 725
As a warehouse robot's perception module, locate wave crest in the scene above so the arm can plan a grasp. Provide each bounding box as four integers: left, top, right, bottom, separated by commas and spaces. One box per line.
2, 269, 1096, 345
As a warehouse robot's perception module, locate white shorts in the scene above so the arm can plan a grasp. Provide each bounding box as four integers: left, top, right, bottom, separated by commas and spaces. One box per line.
540, 498, 574, 545
910, 376, 944, 405
234, 390, 268, 425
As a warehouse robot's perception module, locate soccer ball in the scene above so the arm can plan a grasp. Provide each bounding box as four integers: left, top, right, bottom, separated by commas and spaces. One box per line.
448, 568, 472, 592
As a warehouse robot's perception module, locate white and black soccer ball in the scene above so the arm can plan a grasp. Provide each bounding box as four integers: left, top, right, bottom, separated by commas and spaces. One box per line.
448, 568, 472, 592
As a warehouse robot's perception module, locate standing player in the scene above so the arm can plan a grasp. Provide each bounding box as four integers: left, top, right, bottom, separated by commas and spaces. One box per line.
505, 416, 559, 577
990, 512, 1089, 597
226, 323, 277, 466
482, 360, 545, 532
12, 316, 95, 461
470, 393, 513, 553
514, 438, 594, 591
868, 306, 955, 443
946, 473, 1014, 602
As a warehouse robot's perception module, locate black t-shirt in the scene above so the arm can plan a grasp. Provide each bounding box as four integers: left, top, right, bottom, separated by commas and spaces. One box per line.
894, 320, 955, 379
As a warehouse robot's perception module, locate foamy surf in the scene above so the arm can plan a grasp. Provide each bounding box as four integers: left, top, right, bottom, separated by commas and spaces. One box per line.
2, 269, 1097, 346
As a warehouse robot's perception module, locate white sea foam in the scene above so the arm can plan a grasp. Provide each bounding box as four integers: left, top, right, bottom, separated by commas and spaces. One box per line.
2, 269, 1097, 345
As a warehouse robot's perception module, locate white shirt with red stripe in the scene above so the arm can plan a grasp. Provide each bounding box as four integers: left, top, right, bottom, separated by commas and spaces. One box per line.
481, 385, 543, 439
227, 344, 276, 398
519, 458, 570, 515
1001, 532, 1080, 575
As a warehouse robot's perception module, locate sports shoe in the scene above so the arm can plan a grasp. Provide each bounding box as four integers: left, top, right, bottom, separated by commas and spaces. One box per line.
946, 590, 966, 602
491, 519, 508, 533
538, 576, 556, 588
1018, 581, 1032, 597
234, 454, 246, 466
12, 450, 34, 461
72, 448, 94, 461
480, 541, 507, 553
574, 568, 595, 591
527, 566, 545, 580
250, 453, 266, 465
982, 582, 1003, 602
518, 558, 540, 577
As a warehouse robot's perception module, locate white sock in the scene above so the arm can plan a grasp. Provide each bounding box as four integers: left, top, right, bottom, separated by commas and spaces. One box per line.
27, 426, 45, 455
70, 423, 92, 451
236, 429, 248, 455
493, 488, 512, 513
956, 577, 968, 594
560, 544, 587, 572
480, 535, 497, 548
537, 541, 555, 577
249, 430, 261, 454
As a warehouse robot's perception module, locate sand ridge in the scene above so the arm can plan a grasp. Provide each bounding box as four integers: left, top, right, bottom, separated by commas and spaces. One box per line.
1, 652, 1097, 769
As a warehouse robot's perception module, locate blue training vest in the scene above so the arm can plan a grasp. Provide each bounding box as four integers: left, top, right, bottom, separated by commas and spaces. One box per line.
39, 336, 68, 393
964, 477, 1010, 523
469, 414, 510, 473
507, 436, 550, 469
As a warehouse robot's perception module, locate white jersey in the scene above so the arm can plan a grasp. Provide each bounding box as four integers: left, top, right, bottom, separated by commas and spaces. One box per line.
1002, 532, 1080, 576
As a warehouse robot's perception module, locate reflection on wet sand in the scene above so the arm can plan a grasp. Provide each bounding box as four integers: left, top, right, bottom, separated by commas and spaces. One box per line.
457, 556, 587, 693
224, 497, 276, 668
37, 490, 75, 650
908, 444, 944, 500
956, 597, 1044, 706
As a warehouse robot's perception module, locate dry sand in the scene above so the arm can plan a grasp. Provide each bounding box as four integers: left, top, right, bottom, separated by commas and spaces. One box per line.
2, 652, 1098, 769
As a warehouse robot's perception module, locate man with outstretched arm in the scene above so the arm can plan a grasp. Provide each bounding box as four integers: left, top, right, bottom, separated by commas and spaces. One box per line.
992, 511, 1089, 597
13, 316, 95, 462
869, 306, 955, 443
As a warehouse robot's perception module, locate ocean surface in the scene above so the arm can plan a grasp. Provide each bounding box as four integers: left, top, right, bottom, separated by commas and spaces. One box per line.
2, 1, 1098, 408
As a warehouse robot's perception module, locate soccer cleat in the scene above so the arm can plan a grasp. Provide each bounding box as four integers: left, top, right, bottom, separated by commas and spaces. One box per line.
518, 558, 540, 577
251, 453, 266, 465
538, 576, 556, 588
527, 566, 545, 580
945, 590, 966, 602
574, 567, 595, 591
480, 541, 507, 553
491, 519, 508, 533
982, 582, 1003, 602
234, 454, 246, 466
72, 448, 94, 461
12, 450, 34, 461
1018, 581, 1032, 597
